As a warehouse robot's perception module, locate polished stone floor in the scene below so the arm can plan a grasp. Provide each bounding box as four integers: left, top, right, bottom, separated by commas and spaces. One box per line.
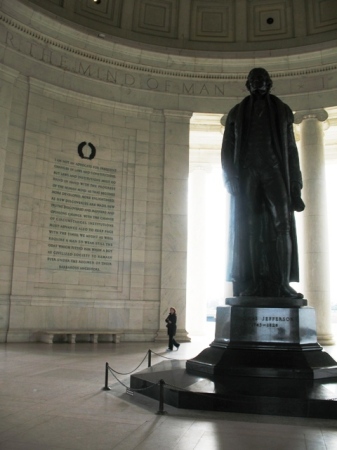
1, 324, 337, 450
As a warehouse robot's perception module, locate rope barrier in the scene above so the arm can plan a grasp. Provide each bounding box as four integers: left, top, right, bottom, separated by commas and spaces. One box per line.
103, 350, 159, 391
149, 350, 178, 360
107, 349, 150, 375
102, 347, 196, 414
104, 348, 180, 387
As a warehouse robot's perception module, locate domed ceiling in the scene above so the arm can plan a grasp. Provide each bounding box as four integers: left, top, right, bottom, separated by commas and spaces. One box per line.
24, 0, 337, 53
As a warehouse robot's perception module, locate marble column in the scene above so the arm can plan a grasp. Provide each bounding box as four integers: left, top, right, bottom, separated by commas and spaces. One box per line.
186, 167, 208, 336
0, 66, 19, 342
294, 109, 334, 345
155, 110, 192, 342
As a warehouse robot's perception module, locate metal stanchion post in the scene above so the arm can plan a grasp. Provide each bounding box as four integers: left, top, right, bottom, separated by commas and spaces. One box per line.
156, 379, 167, 415
148, 349, 152, 368
102, 362, 111, 391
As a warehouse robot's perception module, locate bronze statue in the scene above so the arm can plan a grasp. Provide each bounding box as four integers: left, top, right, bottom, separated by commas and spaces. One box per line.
221, 68, 305, 298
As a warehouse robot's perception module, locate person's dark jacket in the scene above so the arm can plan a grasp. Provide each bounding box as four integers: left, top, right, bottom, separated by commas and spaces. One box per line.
165, 313, 177, 336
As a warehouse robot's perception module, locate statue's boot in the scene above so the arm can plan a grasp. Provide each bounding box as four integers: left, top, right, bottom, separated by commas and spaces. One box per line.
277, 234, 303, 299
279, 284, 304, 299
240, 284, 260, 297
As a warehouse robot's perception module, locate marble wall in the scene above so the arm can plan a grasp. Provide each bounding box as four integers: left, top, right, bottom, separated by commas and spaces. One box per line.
1, 74, 175, 342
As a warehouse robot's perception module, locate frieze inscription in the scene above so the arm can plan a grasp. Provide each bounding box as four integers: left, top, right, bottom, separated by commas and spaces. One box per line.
2, 26, 238, 97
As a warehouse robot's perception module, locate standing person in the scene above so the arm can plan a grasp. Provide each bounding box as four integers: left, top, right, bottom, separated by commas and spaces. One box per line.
221, 67, 305, 299
165, 307, 180, 351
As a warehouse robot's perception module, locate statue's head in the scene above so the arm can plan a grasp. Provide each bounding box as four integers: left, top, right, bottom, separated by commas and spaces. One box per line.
246, 68, 272, 95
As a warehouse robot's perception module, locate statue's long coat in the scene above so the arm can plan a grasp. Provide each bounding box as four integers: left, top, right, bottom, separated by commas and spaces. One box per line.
221, 94, 303, 294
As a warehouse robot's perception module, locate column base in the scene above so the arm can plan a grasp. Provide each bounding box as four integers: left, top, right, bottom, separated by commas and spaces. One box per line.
317, 333, 335, 346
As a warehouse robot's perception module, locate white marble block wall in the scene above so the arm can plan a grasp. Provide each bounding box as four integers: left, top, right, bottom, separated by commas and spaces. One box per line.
3, 78, 165, 342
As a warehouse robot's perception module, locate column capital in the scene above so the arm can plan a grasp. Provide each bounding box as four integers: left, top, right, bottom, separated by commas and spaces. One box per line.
189, 163, 214, 174
294, 108, 328, 124
220, 114, 227, 127
163, 109, 193, 123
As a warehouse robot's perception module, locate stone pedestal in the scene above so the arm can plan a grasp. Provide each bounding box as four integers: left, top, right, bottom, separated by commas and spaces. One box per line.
132, 297, 337, 417
186, 298, 337, 379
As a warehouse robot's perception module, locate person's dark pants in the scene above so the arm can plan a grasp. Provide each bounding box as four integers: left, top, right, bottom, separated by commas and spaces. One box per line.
168, 334, 179, 350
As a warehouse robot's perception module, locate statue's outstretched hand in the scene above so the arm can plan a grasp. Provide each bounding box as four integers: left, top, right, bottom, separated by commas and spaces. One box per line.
292, 197, 305, 212
225, 177, 240, 196
291, 182, 305, 212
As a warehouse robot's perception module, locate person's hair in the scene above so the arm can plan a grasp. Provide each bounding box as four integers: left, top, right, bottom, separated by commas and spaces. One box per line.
245, 67, 273, 92
170, 307, 177, 314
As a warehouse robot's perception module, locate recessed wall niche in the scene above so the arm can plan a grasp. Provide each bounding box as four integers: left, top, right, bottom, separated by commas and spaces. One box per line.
307, 0, 337, 34
190, 0, 235, 42
247, 0, 294, 41
75, 0, 123, 26
132, 0, 179, 37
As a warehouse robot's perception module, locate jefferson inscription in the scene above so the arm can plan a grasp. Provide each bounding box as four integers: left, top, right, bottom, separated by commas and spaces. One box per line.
47, 159, 116, 273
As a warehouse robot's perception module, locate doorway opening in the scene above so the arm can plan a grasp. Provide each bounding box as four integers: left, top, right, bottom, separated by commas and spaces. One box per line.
186, 113, 231, 337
